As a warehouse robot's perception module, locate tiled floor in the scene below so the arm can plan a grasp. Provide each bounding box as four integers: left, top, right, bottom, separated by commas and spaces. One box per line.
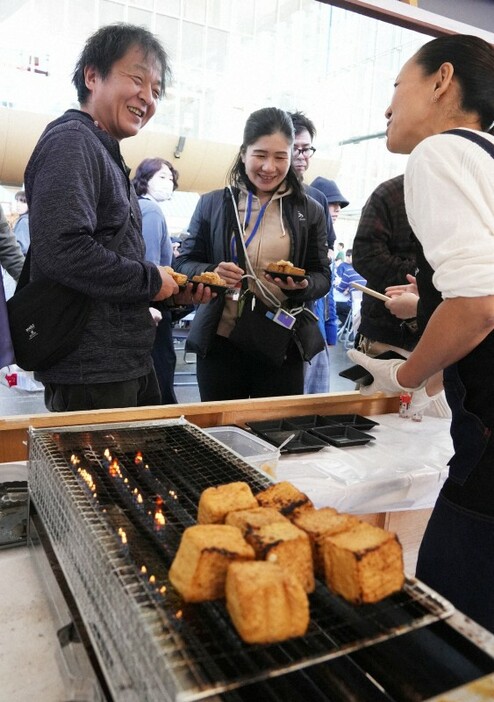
0, 340, 353, 417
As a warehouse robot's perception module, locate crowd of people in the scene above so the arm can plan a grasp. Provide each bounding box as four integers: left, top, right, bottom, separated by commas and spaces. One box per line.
1, 22, 494, 633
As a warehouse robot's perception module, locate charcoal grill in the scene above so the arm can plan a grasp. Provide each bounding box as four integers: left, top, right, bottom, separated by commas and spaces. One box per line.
27, 418, 492, 702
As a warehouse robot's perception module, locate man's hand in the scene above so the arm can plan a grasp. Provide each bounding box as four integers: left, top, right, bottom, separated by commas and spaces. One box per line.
153, 267, 178, 301
347, 348, 426, 396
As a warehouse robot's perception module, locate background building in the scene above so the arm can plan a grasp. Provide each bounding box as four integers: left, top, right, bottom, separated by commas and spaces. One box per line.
0, 0, 484, 243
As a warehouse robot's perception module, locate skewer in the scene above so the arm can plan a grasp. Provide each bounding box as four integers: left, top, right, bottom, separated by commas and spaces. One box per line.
350, 282, 391, 302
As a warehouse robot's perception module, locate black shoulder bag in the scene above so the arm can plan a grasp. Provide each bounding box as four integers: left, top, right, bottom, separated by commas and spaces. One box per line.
227, 189, 325, 366
7, 214, 129, 372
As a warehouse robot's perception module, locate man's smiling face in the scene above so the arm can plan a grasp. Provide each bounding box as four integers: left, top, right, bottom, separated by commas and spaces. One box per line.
83, 44, 162, 140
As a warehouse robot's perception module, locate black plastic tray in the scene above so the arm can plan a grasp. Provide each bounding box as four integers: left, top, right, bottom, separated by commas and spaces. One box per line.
263, 269, 307, 283
250, 428, 328, 453
327, 414, 379, 431
310, 425, 375, 447
246, 419, 299, 433
282, 414, 339, 430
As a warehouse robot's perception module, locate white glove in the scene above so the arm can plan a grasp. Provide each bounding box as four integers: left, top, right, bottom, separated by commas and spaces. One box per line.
346, 348, 426, 397
149, 307, 163, 326
409, 386, 451, 418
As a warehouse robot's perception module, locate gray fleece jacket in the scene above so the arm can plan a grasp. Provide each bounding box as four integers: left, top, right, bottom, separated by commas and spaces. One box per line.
24, 110, 163, 384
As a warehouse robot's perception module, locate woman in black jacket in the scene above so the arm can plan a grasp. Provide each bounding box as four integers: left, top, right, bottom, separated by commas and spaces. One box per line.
175, 107, 330, 401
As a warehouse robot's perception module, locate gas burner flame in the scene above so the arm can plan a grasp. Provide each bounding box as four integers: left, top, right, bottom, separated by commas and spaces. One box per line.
70, 454, 81, 466
134, 451, 143, 464
154, 509, 166, 527
108, 458, 122, 478
117, 527, 127, 545
77, 467, 97, 495
169, 489, 178, 500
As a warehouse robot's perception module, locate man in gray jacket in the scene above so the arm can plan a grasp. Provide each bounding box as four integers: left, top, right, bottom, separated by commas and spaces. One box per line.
24, 24, 210, 411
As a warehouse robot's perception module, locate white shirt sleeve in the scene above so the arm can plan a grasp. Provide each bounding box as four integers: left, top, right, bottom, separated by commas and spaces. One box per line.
405, 131, 494, 298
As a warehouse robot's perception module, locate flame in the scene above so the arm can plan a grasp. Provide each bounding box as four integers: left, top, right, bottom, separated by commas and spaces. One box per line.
134, 451, 143, 464
159, 586, 167, 595
77, 467, 96, 495
149, 575, 156, 585
136, 493, 143, 505
70, 453, 81, 466
169, 489, 178, 500
175, 610, 183, 620
109, 458, 122, 478
154, 509, 166, 527
140, 565, 147, 574
117, 528, 127, 545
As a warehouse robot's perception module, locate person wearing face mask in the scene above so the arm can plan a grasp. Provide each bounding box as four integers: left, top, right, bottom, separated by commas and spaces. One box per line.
175, 107, 330, 401
12, 191, 30, 256
133, 157, 182, 404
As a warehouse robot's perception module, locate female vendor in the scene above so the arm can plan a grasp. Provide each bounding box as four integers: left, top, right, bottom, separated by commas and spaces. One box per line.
348, 34, 494, 632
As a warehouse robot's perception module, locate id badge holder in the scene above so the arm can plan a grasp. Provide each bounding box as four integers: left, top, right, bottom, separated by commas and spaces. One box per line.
271, 308, 296, 330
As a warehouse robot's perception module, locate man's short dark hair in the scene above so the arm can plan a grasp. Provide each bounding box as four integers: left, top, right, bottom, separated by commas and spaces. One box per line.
72, 23, 170, 104
346, 249, 353, 257
288, 111, 316, 140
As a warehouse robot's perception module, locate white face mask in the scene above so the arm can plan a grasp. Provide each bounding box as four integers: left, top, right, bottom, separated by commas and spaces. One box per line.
147, 166, 174, 201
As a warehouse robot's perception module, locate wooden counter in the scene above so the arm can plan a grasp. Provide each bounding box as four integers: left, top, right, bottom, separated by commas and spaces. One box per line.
0, 391, 399, 463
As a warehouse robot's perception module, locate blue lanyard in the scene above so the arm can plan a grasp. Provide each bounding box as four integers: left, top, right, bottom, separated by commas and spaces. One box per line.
231, 191, 269, 263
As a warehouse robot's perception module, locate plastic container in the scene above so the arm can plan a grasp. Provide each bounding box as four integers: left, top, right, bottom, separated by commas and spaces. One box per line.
204, 426, 280, 477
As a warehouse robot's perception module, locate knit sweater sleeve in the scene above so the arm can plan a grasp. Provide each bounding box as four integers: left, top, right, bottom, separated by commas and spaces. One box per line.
26, 122, 162, 302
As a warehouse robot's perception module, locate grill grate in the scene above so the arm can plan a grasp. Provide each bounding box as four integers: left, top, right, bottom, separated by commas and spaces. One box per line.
28, 419, 453, 702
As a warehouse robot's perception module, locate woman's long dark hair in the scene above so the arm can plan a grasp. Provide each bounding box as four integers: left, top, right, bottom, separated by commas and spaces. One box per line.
415, 34, 494, 134
228, 107, 304, 201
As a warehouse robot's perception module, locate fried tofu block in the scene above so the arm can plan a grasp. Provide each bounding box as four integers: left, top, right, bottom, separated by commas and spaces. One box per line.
225, 506, 289, 537
322, 522, 405, 604
248, 521, 315, 593
192, 271, 227, 286
292, 508, 359, 576
163, 266, 188, 286
169, 524, 255, 602
226, 561, 309, 644
198, 482, 258, 524
266, 260, 306, 276
255, 481, 313, 518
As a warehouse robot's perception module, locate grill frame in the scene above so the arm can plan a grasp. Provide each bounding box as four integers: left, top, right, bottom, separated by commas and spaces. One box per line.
28, 419, 454, 702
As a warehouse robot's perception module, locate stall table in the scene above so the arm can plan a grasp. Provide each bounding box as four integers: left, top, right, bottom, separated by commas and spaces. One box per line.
0, 392, 492, 701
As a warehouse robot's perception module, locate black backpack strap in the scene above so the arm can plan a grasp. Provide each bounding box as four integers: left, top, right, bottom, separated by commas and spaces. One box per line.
444, 129, 494, 158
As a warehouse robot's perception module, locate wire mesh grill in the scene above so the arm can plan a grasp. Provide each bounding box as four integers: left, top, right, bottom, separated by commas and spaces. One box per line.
28, 419, 454, 702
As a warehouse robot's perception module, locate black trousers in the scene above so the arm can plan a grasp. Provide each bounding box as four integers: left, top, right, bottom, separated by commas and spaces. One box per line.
152, 310, 178, 404
196, 334, 304, 401
44, 369, 161, 412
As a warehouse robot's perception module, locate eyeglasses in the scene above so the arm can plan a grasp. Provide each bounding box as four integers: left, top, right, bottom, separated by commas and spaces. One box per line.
293, 146, 316, 158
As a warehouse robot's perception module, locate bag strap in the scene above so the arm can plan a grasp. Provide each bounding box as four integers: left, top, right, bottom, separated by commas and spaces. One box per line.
16, 209, 130, 293
226, 186, 282, 309
444, 129, 494, 158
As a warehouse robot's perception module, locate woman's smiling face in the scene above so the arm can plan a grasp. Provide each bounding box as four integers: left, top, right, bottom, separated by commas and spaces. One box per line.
241, 132, 292, 200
